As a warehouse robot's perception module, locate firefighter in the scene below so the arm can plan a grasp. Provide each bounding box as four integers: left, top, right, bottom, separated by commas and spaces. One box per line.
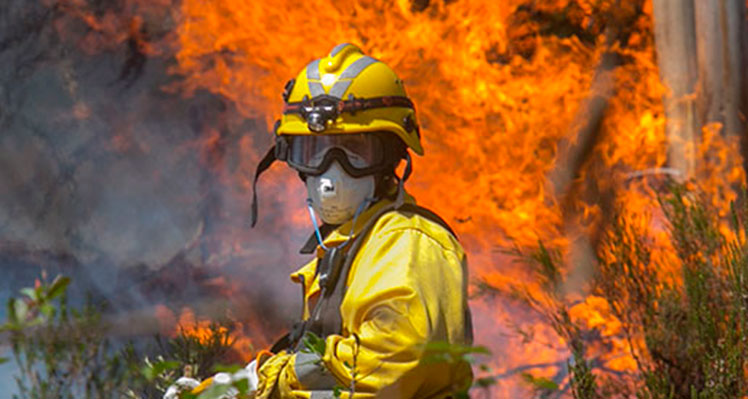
169, 43, 473, 399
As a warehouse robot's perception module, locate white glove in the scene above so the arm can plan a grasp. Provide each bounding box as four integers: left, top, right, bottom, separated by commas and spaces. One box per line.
163, 376, 200, 399
245, 359, 259, 392
216, 359, 258, 388
205, 360, 260, 398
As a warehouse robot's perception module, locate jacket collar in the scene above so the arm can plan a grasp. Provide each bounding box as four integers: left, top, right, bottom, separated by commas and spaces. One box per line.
295, 195, 404, 255
290, 190, 417, 292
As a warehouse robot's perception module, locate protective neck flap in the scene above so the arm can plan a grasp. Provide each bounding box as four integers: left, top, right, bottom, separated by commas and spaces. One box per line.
250, 145, 277, 228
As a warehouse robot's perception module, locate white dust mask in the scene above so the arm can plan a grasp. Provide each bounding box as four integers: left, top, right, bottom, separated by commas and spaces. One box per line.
306, 161, 375, 225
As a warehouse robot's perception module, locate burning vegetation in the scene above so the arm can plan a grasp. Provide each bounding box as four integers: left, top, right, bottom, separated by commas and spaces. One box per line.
1, 0, 747, 397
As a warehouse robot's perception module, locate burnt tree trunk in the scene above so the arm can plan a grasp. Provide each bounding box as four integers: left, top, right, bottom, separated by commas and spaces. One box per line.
652, 0, 700, 179
653, 0, 748, 180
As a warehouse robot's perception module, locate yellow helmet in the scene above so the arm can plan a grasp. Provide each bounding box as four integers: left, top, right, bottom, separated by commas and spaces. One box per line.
276, 43, 423, 155
251, 44, 421, 227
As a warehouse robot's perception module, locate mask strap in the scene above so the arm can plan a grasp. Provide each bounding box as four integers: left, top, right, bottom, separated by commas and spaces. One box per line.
394, 152, 412, 208
250, 146, 277, 228
306, 198, 330, 251
306, 195, 376, 251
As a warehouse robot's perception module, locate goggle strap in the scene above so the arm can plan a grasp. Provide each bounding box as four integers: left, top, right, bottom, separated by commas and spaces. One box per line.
250, 145, 277, 228
402, 152, 413, 182
394, 153, 413, 209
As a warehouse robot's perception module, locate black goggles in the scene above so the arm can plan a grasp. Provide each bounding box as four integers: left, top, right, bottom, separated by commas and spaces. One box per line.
275, 133, 400, 177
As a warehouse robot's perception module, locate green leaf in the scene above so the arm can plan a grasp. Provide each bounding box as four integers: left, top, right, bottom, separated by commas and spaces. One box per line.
0, 357, 9, 365
20, 288, 37, 301
454, 391, 471, 399
196, 383, 231, 399
6, 298, 17, 324
424, 341, 491, 358
302, 332, 326, 356
13, 298, 28, 324
463, 345, 491, 355
47, 276, 71, 301
521, 372, 559, 391
422, 342, 493, 368
475, 376, 496, 388
424, 341, 452, 352
233, 378, 249, 394
39, 303, 55, 319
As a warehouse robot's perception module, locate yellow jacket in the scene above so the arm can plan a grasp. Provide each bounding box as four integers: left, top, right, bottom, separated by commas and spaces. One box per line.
264, 194, 472, 399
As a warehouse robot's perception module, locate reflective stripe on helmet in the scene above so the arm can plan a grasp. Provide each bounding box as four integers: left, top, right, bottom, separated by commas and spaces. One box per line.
337, 56, 378, 80
308, 82, 325, 97
328, 80, 351, 99
306, 59, 321, 80
306, 55, 380, 100
329, 43, 352, 57
329, 56, 378, 98
306, 59, 326, 97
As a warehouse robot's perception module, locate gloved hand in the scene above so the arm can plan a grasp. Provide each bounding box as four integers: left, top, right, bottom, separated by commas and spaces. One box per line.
255, 351, 293, 399
243, 359, 260, 392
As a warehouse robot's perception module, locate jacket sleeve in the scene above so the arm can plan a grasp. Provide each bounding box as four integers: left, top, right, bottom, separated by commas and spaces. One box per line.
277, 225, 471, 399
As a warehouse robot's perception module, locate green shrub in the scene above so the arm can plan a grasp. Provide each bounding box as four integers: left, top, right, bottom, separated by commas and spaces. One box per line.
508, 183, 748, 398
0, 274, 238, 399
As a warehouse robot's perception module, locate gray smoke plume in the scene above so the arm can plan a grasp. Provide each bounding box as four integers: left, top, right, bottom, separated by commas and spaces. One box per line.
0, 1, 311, 395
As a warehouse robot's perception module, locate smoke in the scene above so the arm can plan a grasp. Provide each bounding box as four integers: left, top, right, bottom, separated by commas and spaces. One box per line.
0, 4, 311, 391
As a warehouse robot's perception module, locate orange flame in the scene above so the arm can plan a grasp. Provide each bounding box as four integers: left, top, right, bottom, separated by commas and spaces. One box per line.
166, 0, 746, 394
48, 0, 748, 394
175, 307, 254, 363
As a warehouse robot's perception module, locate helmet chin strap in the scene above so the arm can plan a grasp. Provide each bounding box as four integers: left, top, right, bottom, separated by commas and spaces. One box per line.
250, 146, 277, 228
393, 152, 412, 208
